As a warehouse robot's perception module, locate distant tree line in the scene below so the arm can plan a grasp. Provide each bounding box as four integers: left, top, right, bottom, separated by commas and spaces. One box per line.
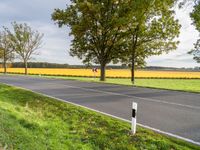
11, 62, 69, 68
1, 61, 199, 71
1, 62, 129, 69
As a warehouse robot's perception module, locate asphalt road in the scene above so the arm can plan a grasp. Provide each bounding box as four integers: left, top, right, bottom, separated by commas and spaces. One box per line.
0, 75, 200, 144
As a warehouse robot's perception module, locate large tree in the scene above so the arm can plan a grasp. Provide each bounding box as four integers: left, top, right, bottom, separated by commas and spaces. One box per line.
189, 0, 200, 63
178, 0, 200, 63
52, 0, 129, 81
120, 0, 181, 84
0, 30, 14, 74
5, 22, 43, 75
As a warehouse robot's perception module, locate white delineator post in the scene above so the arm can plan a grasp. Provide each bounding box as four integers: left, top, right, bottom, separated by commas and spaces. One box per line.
131, 102, 137, 135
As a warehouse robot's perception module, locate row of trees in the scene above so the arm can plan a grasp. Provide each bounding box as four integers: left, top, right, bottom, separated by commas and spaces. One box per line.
52, 0, 181, 82
1, 0, 199, 82
0, 22, 43, 74
11, 62, 69, 68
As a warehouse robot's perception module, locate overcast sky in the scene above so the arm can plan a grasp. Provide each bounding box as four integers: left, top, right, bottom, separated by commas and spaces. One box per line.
0, 0, 199, 68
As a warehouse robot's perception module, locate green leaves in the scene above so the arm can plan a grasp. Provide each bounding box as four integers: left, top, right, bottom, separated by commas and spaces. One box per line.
52, 0, 127, 64
0, 29, 15, 72
191, 0, 200, 31
8, 22, 43, 57
121, 0, 181, 67
190, 0, 200, 63
188, 39, 200, 63
52, 0, 132, 80
52, 0, 180, 81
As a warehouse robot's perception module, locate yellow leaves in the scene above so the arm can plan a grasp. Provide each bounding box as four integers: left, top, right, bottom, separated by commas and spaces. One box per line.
0, 68, 200, 79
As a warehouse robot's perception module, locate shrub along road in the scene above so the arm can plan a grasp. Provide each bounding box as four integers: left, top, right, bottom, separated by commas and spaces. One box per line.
0, 75, 200, 145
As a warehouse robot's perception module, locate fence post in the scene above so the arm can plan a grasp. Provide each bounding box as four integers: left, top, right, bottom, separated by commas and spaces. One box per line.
131, 102, 137, 135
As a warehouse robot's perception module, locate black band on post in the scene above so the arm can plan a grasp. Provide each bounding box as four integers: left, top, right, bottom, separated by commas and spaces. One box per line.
132, 109, 136, 118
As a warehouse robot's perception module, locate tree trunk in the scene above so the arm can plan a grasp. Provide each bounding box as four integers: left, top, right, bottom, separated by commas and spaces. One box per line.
3, 60, 7, 74
131, 32, 138, 85
131, 52, 135, 84
3, 49, 7, 74
100, 63, 106, 81
24, 61, 28, 75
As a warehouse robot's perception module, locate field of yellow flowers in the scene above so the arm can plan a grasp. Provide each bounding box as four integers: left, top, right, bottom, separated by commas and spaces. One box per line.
1, 68, 200, 79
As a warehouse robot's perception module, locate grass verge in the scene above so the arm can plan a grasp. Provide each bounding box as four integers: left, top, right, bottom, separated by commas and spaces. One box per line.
0, 84, 199, 150
42, 76, 200, 93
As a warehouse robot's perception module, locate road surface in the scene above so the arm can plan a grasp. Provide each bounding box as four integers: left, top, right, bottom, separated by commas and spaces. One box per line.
0, 75, 200, 144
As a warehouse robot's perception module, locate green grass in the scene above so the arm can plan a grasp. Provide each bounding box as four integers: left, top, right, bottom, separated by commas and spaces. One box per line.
0, 84, 200, 150
42, 76, 200, 93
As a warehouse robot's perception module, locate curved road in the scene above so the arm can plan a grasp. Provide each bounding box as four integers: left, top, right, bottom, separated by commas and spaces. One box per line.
0, 75, 200, 145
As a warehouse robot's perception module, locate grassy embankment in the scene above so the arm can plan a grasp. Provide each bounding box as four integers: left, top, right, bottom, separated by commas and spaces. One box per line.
43, 76, 200, 93
0, 84, 199, 149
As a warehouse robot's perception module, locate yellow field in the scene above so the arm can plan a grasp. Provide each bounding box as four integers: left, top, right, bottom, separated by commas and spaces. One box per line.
0, 68, 200, 78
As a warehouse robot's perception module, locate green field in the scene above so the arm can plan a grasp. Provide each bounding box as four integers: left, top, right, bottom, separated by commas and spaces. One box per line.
0, 84, 199, 150
43, 76, 200, 93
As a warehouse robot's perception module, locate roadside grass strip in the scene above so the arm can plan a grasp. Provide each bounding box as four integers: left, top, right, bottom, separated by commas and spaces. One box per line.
43, 76, 200, 93
0, 84, 200, 150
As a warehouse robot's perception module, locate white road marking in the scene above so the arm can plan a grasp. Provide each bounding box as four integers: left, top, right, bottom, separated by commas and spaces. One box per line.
51, 93, 91, 97
45, 82, 200, 110
1, 82, 200, 146
44, 93, 109, 99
